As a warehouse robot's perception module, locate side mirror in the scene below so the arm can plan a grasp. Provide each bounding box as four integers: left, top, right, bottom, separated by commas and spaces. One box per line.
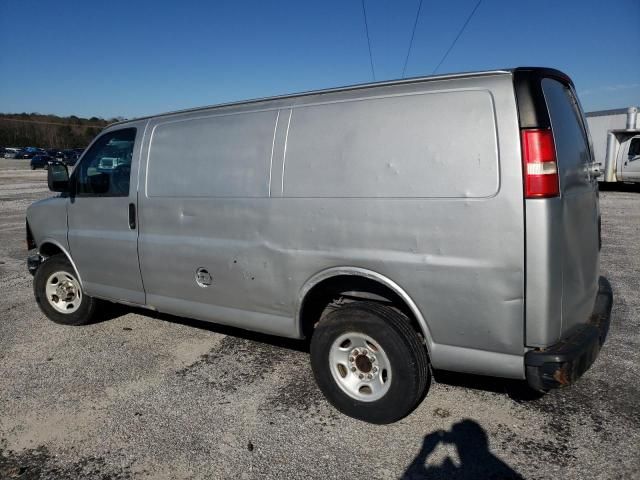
47, 162, 70, 192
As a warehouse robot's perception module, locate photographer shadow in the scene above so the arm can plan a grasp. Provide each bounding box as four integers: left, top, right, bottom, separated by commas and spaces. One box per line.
403, 419, 523, 480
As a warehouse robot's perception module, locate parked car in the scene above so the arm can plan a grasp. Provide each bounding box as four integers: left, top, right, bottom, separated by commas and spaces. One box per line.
4, 147, 22, 159
30, 155, 53, 170
17, 147, 44, 159
60, 149, 79, 166
47, 149, 63, 159
25, 67, 612, 424
63, 156, 79, 167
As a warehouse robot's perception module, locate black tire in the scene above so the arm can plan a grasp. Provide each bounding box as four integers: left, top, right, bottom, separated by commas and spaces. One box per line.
34, 254, 96, 325
310, 301, 430, 424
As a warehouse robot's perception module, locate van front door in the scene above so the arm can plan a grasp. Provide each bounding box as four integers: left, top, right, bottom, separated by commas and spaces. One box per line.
67, 126, 145, 304
620, 136, 640, 182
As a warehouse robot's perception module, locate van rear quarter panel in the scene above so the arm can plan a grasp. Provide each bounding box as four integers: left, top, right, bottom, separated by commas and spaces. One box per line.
137, 74, 525, 370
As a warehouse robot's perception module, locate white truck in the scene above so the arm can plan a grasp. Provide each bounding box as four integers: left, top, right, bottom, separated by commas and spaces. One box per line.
586, 106, 640, 183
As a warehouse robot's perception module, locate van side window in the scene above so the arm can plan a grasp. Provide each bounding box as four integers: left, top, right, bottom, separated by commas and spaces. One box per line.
629, 138, 640, 157
74, 128, 136, 197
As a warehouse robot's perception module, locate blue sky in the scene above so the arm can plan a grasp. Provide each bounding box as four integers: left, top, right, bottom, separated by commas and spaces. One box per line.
1, 0, 638, 119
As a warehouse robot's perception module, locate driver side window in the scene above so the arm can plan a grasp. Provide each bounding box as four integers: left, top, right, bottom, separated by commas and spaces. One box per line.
74, 128, 136, 197
629, 138, 640, 157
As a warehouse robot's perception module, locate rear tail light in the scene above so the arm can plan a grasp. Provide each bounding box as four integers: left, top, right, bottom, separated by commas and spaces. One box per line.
521, 129, 560, 198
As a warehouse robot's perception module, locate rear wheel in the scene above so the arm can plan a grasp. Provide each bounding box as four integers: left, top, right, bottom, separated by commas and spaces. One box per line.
34, 254, 96, 325
310, 302, 430, 424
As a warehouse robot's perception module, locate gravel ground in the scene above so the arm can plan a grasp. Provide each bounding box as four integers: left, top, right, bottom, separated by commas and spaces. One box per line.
0, 158, 638, 479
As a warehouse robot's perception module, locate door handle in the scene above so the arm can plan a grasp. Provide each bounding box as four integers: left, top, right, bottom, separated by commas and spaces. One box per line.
128, 203, 136, 229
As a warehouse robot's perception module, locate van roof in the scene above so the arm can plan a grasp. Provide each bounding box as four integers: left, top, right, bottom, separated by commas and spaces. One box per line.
108, 67, 569, 128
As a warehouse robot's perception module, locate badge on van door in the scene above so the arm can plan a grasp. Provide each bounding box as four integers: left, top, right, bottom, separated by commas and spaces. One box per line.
195, 268, 212, 288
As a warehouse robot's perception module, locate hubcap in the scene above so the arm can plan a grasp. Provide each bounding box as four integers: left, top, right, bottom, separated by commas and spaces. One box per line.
328, 332, 392, 402
45, 271, 82, 314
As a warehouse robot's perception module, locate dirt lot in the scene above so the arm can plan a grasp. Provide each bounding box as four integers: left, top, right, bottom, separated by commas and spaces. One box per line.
1, 158, 638, 479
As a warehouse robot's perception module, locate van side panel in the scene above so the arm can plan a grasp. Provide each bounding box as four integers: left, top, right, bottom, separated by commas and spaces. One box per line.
138, 109, 295, 336
524, 199, 564, 346
146, 111, 276, 198
282, 90, 499, 198
279, 75, 525, 361
137, 74, 526, 376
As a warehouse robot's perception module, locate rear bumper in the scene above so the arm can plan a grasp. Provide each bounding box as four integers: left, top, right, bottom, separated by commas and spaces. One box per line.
525, 276, 613, 391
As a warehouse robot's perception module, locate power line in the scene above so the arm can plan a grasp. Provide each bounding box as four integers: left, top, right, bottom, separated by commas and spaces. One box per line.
401, 0, 424, 78
0, 117, 106, 128
361, 0, 376, 81
432, 0, 482, 74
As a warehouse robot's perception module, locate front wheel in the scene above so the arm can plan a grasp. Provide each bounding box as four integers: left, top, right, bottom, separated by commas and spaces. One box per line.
34, 254, 97, 325
310, 302, 430, 424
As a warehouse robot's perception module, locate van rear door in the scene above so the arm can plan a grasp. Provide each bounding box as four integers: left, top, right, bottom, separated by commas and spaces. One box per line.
541, 77, 600, 338
516, 68, 600, 347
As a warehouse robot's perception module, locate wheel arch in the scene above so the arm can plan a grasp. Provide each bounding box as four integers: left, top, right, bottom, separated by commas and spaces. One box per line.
38, 239, 84, 288
296, 267, 433, 353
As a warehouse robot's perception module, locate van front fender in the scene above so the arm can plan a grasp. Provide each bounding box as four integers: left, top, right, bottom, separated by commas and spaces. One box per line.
37, 239, 84, 288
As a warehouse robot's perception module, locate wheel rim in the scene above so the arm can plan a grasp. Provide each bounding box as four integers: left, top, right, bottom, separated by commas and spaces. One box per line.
328, 332, 392, 402
44, 270, 82, 314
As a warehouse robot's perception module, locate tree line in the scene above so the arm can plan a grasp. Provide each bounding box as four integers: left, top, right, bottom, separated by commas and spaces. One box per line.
0, 113, 124, 149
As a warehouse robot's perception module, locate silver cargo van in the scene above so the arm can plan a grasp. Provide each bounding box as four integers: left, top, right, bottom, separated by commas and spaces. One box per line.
26, 67, 612, 424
